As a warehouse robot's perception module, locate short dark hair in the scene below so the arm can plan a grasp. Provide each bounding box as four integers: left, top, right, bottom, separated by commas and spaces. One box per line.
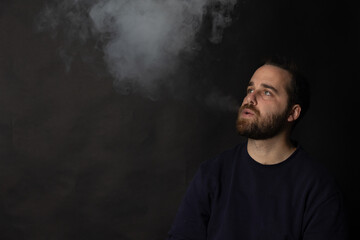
261, 55, 311, 124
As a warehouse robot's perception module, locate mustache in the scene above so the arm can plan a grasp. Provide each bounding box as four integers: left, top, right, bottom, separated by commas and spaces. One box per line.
239, 104, 260, 116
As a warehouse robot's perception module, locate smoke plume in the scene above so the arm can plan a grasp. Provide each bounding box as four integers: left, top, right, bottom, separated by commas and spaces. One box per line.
37, 0, 239, 111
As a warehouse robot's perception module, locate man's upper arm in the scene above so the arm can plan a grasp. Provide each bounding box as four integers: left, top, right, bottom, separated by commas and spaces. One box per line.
303, 192, 348, 240
167, 164, 214, 240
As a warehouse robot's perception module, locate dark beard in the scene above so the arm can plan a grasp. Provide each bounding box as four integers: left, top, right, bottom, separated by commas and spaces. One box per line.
236, 104, 289, 140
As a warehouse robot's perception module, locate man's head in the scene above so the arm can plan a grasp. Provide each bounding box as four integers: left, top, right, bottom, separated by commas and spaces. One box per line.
236, 56, 310, 140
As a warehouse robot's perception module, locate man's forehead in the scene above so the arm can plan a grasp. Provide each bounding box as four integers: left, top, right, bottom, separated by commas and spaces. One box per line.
249, 65, 292, 89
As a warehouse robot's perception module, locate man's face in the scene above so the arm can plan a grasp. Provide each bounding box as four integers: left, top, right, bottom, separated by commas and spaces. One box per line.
236, 64, 293, 140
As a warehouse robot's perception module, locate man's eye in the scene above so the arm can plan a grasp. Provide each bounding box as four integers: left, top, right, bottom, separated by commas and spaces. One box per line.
247, 89, 254, 94
264, 90, 271, 96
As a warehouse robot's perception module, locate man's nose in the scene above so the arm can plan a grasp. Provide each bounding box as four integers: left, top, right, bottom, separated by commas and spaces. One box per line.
245, 92, 257, 105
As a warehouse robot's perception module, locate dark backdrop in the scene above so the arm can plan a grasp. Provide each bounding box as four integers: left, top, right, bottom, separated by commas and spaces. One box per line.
0, 0, 358, 239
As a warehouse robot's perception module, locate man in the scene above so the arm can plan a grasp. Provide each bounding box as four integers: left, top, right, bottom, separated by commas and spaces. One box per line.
167, 56, 348, 239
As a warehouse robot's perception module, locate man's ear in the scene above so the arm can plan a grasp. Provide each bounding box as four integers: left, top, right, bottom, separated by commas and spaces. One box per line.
288, 104, 301, 122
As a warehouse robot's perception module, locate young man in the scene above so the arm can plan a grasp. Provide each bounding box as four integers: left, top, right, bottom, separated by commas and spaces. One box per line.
167, 57, 348, 239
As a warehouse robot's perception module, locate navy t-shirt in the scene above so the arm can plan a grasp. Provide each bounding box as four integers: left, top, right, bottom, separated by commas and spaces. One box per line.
167, 142, 347, 240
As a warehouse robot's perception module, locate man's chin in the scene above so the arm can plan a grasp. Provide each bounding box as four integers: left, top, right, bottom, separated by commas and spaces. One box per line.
236, 121, 253, 137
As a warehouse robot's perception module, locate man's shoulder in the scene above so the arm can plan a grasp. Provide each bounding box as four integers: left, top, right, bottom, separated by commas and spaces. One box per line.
201, 142, 245, 167
293, 146, 339, 194
295, 147, 334, 177
190, 143, 246, 190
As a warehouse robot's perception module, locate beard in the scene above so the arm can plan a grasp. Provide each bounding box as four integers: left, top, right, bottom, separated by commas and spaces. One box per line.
236, 104, 290, 140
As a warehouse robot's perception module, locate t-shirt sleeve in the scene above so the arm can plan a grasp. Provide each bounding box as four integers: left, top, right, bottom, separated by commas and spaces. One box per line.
167, 161, 216, 240
302, 189, 348, 240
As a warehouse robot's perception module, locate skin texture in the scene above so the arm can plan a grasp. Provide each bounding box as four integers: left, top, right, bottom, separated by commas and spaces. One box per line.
236, 64, 301, 165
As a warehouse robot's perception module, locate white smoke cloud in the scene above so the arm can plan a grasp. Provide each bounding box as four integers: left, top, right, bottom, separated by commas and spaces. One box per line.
37, 0, 239, 110
205, 89, 240, 112
88, 0, 205, 97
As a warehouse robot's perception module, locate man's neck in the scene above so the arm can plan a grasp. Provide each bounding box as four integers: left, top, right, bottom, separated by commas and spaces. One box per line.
247, 133, 296, 165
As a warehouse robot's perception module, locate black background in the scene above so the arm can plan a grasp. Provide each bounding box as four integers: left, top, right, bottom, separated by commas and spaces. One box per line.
0, 0, 358, 239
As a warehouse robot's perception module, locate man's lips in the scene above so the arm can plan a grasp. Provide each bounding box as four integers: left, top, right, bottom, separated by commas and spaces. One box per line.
243, 108, 255, 115
239, 106, 259, 118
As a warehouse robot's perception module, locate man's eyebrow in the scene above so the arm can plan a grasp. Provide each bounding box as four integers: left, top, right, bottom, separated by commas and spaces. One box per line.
247, 81, 254, 87
261, 83, 279, 94
247, 81, 279, 94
